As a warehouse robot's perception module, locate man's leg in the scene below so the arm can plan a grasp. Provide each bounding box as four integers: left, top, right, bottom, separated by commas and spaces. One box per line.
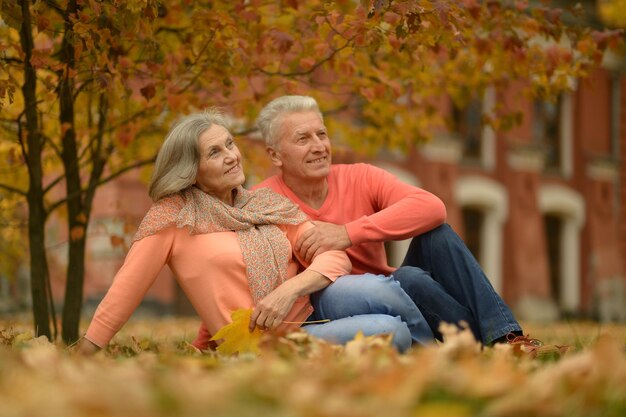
302, 314, 412, 352
392, 266, 480, 342
400, 224, 522, 344
310, 274, 435, 345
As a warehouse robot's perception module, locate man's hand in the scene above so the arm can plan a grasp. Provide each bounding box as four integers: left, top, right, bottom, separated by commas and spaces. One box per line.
295, 221, 352, 263
249, 282, 298, 332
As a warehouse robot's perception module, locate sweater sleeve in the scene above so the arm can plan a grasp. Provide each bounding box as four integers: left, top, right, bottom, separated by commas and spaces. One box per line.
344, 164, 447, 246
286, 222, 351, 281
84, 228, 175, 348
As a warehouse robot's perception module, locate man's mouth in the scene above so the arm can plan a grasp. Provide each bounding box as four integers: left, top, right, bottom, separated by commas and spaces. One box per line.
307, 156, 327, 164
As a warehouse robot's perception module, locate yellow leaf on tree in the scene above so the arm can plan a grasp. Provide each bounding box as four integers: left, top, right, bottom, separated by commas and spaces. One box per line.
210, 308, 262, 355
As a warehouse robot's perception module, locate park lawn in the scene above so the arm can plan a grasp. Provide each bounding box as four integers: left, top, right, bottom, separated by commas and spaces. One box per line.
1, 316, 625, 417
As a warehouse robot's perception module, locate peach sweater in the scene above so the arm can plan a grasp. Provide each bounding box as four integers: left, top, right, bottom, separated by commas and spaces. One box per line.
256, 163, 447, 275
85, 222, 350, 348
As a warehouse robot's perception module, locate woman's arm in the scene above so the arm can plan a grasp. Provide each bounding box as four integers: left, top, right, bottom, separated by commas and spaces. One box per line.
250, 222, 351, 330
82, 228, 175, 351
249, 269, 331, 331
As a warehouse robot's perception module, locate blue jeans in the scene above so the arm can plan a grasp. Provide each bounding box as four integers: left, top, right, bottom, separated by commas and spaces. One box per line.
307, 274, 434, 351
302, 314, 412, 352
398, 224, 522, 344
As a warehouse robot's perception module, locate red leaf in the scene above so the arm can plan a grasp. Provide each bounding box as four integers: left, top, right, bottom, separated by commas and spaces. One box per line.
36, 15, 50, 32
140, 84, 156, 101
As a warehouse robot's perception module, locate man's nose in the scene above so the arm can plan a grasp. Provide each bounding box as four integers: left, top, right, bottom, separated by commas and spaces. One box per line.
311, 136, 326, 151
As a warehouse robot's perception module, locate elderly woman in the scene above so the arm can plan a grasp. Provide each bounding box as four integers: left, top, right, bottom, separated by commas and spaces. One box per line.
78, 110, 413, 354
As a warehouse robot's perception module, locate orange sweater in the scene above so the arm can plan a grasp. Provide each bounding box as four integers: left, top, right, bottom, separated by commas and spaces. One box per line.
255, 163, 447, 275
85, 222, 350, 348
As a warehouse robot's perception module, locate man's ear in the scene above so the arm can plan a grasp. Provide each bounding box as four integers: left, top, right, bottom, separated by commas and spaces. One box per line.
266, 146, 283, 168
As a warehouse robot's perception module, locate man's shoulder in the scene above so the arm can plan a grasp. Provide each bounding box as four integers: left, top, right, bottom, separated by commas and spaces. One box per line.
252, 174, 284, 194
331, 163, 377, 176
330, 163, 385, 183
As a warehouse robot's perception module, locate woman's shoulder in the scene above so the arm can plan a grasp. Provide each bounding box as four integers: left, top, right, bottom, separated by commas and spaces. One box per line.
152, 191, 186, 210
134, 192, 186, 241
249, 186, 286, 200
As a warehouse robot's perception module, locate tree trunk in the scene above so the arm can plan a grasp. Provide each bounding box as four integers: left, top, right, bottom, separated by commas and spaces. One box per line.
59, 0, 85, 345
20, 0, 52, 339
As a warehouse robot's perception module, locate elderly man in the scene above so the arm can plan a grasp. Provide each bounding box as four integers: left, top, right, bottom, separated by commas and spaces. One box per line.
193, 95, 523, 350
256, 94, 524, 344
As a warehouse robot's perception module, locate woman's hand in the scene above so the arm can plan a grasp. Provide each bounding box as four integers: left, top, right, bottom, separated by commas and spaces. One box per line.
249, 270, 333, 332
74, 337, 102, 356
249, 280, 298, 332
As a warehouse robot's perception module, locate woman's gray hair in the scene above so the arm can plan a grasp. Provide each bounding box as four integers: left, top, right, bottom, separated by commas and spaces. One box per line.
256, 95, 323, 147
149, 109, 230, 201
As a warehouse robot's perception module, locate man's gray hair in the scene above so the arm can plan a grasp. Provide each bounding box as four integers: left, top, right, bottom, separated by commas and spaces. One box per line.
149, 109, 230, 201
256, 95, 323, 146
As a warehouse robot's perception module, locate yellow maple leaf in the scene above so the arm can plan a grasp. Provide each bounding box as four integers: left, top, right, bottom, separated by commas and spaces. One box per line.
210, 308, 263, 355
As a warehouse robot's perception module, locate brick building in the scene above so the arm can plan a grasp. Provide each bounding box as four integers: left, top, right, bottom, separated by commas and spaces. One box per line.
375, 67, 626, 322
31, 66, 625, 323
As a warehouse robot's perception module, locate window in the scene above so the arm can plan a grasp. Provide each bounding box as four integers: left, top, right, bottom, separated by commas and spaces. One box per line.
533, 96, 562, 172
543, 213, 563, 307
461, 206, 485, 264
452, 97, 483, 162
455, 176, 507, 293
538, 184, 585, 313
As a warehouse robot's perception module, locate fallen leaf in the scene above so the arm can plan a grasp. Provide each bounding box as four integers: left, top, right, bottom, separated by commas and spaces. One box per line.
210, 308, 263, 355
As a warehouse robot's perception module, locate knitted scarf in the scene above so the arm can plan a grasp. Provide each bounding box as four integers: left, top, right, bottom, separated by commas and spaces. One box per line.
133, 186, 307, 302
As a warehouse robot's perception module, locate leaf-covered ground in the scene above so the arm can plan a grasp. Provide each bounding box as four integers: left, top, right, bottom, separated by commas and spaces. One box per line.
1, 316, 625, 417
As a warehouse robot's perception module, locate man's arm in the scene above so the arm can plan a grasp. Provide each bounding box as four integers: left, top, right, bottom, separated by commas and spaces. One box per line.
297, 164, 446, 262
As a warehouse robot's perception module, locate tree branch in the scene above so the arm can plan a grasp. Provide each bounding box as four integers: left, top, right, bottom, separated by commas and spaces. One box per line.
16, 117, 30, 173
254, 41, 352, 77
173, 33, 217, 94
46, 157, 156, 215
77, 107, 157, 163
42, 173, 65, 195
0, 57, 23, 65
0, 182, 27, 196
97, 157, 156, 187
43, 0, 65, 16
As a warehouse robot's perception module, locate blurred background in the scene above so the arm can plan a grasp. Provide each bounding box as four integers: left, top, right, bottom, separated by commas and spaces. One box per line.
1, 0, 625, 340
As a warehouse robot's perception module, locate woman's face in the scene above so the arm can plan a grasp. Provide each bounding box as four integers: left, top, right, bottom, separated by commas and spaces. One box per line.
195, 124, 245, 204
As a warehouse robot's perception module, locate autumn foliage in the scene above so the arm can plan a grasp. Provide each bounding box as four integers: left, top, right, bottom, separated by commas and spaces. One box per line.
2, 317, 626, 417
0, 1, 623, 343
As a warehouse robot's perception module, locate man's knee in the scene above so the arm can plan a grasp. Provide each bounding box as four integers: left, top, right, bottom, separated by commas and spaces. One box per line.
427, 223, 457, 243
393, 266, 433, 288
393, 266, 443, 301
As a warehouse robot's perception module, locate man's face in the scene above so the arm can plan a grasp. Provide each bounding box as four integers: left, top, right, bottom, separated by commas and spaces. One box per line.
268, 111, 332, 182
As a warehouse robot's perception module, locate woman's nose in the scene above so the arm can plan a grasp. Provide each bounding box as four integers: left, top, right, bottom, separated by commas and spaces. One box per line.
224, 147, 238, 160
